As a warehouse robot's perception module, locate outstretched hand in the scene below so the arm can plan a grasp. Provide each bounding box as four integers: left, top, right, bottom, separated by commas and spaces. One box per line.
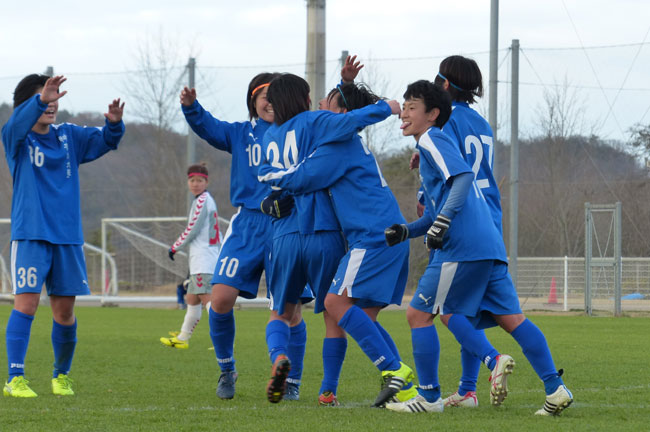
341, 55, 364, 83
386, 100, 401, 116
40, 75, 68, 104
180, 86, 197, 107
104, 98, 125, 123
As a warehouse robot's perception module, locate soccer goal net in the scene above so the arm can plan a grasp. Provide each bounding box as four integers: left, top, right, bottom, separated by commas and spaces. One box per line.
100, 216, 230, 298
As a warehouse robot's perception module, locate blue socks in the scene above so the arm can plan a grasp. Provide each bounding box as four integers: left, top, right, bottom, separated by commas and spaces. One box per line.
338, 306, 400, 371
287, 319, 306, 386
511, 318, 563, 394
265, 319, 290, 364
447, 314, 499, 392
459, 347, 481, 395
375, 321, 414, 391
320, 337, 347, 394
209, 308, 236, 372
52, 319, 77, 378
411, 325, 441, 402
6, 309, 34, 380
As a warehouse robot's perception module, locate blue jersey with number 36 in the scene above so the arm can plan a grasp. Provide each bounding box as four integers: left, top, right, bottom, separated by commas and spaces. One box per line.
2, 94, 124, 244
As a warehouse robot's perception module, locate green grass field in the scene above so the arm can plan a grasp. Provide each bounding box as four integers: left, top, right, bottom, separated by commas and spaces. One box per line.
0, 304, 648, 431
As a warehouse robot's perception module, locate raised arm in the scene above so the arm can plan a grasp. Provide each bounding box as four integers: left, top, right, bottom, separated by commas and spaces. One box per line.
311, 100, 399, 147
2, 95, 46, 160
180, 87, 234, 153
73, 98, 125, 164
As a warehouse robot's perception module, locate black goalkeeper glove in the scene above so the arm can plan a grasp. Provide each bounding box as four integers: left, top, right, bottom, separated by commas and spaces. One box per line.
384, 224, 409, 246
261, 190, 294, 219
168, 248, 176, 261
426, 214, 451, 250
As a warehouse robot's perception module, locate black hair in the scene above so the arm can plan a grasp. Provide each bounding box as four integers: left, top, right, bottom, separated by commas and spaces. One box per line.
246, 72, 281, 120
13, 74, 49, 108
187, 162, 208, 177
403, 80, 452, 128
266, 73, 310, 125
326, 82, 380, 111
433, 55, 483, 104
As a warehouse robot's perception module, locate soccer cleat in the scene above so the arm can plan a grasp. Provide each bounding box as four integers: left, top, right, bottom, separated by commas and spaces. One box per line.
266, 355, 291, 403
284, 382, 300, 401
535, 385, 573, 416
385, 395, 444, 413
443, 390, 478, 408
216, 370, 238, 399
3, 376, 37, 398
160, 336, 189, 349
52, 374, 74, 396
389, 384, 419, 403
374, 362, 414, 407
318, 391, 340, 406
168, 331, 180, 337
489, 354, 515, 406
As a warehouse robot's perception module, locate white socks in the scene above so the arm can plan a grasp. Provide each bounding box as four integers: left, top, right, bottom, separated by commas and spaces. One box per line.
179, 304, 202, 341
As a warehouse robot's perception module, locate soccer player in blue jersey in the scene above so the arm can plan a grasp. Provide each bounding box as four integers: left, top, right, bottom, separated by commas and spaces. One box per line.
2, 74, 125, 397
257, 75, 346, 404
384, 80, 572, 416
400, 56, 512, 408
258, 73, 415, 408
180, 74, 309, 400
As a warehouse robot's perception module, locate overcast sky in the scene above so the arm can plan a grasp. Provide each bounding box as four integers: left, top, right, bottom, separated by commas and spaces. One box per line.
1, 0, 649, 146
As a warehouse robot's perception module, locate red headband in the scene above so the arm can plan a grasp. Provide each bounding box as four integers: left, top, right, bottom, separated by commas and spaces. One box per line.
251, 83, 270, 98
188, 172, 208, 179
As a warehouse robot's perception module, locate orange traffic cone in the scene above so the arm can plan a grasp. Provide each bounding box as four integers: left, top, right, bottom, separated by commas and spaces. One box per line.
547, 277, 558, 304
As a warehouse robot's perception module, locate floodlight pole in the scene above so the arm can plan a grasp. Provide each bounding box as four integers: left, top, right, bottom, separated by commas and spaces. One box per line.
509, 39, 519, 285
489, 0, 499, 176
186, 57, 197, 211
306, 0, 326, 110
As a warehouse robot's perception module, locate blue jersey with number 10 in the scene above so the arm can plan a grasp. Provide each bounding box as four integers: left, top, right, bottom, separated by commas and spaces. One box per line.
443, 102, 502, 232
418, 127, 506, 263
3, 94, 124, 244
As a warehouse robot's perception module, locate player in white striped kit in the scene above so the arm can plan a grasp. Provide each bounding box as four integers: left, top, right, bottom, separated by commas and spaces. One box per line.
161, 163, 222, 349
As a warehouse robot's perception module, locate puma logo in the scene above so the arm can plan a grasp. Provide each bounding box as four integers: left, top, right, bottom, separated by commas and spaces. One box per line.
418, 293, 432, 306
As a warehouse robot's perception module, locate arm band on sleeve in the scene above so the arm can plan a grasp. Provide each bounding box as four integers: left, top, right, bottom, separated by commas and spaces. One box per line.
439, 172, 474, 220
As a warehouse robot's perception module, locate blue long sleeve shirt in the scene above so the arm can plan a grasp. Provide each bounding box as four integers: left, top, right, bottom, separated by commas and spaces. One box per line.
2, 94, 125, 244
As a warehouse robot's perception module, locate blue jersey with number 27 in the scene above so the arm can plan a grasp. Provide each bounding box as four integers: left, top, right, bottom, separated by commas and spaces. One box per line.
418, 126, 506, 263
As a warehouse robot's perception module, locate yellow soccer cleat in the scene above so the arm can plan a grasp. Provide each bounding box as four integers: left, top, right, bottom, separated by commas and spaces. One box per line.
52, 374, 74, 396
374, 362, 414, 407
389, 383, 419, 403
160, 336, 189, 349
3, 376, 37, 398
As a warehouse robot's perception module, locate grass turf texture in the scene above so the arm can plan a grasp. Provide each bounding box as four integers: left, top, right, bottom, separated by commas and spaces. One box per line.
0, 305, 648, 431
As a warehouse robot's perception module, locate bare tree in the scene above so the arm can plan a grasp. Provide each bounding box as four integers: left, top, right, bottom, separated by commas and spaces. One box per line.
120, 30, 195, 217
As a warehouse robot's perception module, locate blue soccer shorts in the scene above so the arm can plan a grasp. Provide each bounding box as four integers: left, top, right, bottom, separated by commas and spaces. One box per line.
329, 241, 409, 307
269, 230, 345, 315
11, 240, 90, 296
211, 208, 272, 299
411, 259, 522, 329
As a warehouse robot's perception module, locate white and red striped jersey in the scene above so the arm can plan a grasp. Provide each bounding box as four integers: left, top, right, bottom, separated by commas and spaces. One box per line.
170, 191, 221, 275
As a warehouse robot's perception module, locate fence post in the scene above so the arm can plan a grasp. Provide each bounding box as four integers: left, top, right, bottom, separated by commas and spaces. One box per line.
564, 255, 569, 312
